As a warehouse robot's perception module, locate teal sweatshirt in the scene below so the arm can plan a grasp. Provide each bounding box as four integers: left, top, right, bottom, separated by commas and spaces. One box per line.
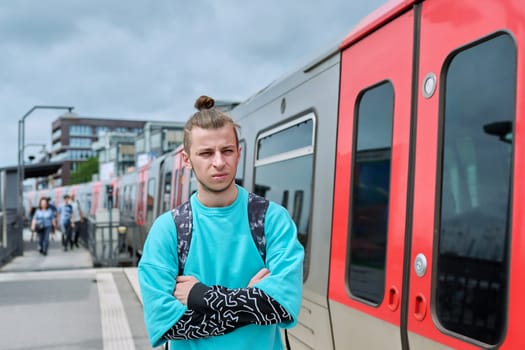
138, 186, 304, 349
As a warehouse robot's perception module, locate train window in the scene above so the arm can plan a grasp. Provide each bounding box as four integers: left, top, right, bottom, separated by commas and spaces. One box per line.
436, 34, 515, 345
122, 185, 129, 212
173, 170, 181, 206
162, 171, 172, 212
255, 114, 315, 279
189, 170, 197, 197
128, 184, 137, 215
145, 178, 156, 227
348, 81, 394, 305
236, 140, 246, 186
257, 118, 313, 160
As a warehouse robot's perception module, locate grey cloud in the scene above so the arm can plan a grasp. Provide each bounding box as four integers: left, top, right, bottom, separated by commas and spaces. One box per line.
0, 0, 385, 167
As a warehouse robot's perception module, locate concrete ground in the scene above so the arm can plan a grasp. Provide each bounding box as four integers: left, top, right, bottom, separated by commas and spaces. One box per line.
0, 229, 156, 350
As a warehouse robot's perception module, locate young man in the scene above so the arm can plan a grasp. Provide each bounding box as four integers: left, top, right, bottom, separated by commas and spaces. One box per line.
138, 96, 304, 349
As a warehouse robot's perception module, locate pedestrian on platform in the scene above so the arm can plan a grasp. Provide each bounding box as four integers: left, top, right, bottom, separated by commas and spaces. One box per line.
47, 197, 58, 237
57, 194, 74, 251
31, 197, 56, 256
138, 96, 304, 350
70, 194, 84, 248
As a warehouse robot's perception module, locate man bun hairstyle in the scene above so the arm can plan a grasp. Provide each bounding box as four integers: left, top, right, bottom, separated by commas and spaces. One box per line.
183, 95, 240, 153
194, 95, 215, 111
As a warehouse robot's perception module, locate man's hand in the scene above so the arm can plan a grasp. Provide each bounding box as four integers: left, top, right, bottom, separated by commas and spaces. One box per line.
174, 276, 200, 305
248, 268, 270, 287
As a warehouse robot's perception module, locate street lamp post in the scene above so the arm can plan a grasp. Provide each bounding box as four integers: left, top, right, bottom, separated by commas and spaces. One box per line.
16, 105, 74, 255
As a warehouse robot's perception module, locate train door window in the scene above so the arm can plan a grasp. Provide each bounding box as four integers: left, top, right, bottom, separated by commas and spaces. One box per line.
436, 34, 515, 345
137, 180, 145, 225
128, 185, 134, 215
189, 170, 197, 197
162, 171, 172, 212
146, 178, 156, 226
236, 140, 246, 186
122, 185, 129, 212
254, 114, 315, 278
348, 81, 394, 305
180, 167, 191, 202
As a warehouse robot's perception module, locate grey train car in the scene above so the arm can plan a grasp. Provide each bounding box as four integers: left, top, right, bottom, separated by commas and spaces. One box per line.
230, 48, 341, 350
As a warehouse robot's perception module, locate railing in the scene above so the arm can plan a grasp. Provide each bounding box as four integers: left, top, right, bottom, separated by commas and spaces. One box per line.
86, 208, 138, 267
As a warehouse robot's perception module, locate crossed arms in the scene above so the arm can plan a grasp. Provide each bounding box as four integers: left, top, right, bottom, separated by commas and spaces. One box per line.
162, 268, 292, 341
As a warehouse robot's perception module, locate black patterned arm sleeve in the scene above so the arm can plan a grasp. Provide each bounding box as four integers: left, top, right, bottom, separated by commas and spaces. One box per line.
162, 309, 234, 340
162, 283, 292, 341
188, 283, 293, 326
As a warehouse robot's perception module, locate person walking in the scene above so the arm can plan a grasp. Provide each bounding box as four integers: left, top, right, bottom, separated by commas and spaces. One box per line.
138, 96, 304, 349
70, 194, 83, 248
57, 194, 74, 251
31, 197, 56, 256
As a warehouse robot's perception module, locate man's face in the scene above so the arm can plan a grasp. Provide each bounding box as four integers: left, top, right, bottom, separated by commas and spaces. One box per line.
183, 125, 240, 195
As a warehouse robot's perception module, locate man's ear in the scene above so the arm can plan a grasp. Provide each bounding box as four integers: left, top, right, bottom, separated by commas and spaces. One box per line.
182, 151, 192, 169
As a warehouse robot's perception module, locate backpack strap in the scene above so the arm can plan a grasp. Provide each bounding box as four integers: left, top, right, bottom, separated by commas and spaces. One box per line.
173, 192, 269, 275
247, 192, 269, 262
172, 201, 192, 276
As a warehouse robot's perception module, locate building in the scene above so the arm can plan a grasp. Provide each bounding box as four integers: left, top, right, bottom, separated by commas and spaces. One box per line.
134, 121, 185, 168
50, 113, 145, 186
92, 131, 138, 180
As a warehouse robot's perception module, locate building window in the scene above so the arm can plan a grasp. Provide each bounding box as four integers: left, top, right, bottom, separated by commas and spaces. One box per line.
70, 125, 92, 136
255, 114, 315, 279
435, 34, 515, 345
348, 81, 394, 305
70, 138, 92, 147
96, 126, 109, 136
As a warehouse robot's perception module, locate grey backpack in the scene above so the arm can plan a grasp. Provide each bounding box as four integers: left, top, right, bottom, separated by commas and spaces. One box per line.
172, 192, 269, 275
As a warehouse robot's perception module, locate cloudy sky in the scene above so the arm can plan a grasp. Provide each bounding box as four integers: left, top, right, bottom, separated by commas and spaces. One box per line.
0, 0, 385, 168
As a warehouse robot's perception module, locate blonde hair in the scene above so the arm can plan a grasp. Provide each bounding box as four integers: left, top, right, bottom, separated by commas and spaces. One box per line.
183, 95, 240, 153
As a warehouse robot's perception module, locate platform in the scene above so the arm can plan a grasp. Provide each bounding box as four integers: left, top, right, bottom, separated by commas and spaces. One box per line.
0, 229, 157, 350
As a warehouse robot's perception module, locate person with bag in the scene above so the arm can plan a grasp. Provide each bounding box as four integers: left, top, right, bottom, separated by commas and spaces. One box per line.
138, 96, 304, 350
31, 197, 56, 256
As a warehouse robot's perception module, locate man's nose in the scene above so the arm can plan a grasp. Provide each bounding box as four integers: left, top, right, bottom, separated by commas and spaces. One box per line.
212, 152, 225, 167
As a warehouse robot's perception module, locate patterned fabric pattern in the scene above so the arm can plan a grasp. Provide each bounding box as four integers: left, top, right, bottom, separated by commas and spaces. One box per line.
172, 193, 268, 275
163, 286, 292, 340
172, 201, 193, 276
247, 193, 269, 262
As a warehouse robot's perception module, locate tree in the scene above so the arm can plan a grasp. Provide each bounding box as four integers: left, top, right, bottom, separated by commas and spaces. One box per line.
69, 157, 99, 184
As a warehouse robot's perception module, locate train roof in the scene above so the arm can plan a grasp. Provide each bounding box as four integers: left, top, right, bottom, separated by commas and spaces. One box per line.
340, 0, 416, 50
230, 44, 341, 120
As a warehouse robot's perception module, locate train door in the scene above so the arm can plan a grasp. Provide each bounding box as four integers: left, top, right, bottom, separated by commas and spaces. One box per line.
408, 0, 523, 349
329, 3, 414, 349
